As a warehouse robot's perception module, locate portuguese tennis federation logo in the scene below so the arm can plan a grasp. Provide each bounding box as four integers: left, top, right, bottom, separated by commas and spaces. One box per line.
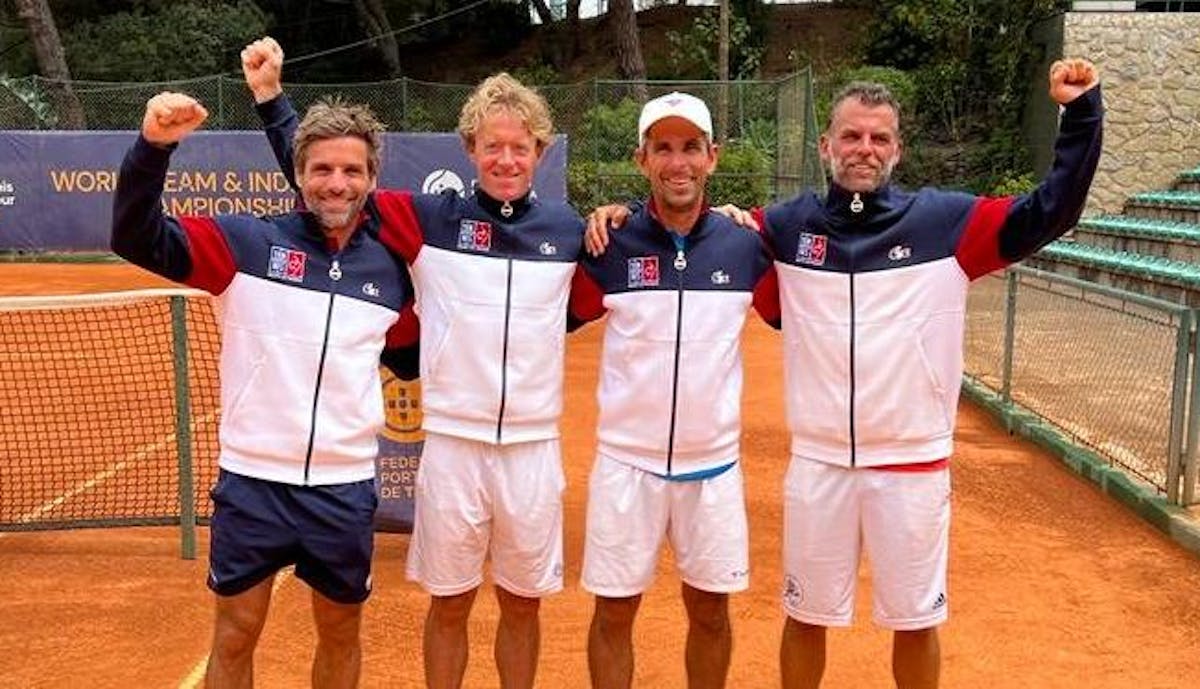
381, 370, 423, 443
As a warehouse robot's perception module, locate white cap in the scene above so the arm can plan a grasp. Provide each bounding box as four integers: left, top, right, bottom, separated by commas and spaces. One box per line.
637, 92, 713, 146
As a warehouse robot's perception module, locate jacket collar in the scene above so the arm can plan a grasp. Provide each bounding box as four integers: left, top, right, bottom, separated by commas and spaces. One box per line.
474, 187, 534, 222
825, 181, 900, 220
645, 196, 711, 241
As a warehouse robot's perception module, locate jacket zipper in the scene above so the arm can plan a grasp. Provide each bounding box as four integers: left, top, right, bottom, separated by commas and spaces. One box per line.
496, 257, 514, 444
847, 192, 862, 467
666, 244, 687, 475
304, 257, 341, 483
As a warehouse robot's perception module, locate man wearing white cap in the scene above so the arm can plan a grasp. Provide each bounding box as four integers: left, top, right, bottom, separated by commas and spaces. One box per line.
569, 92, 780, 689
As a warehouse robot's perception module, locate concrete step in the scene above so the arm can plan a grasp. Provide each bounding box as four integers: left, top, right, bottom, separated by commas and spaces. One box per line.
1073, 216, 1200, 263
1026, 240, 1200, 306
1124, 190, 1200, 224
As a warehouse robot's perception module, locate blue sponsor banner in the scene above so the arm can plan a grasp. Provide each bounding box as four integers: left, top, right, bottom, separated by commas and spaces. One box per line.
376, 371, 423, 533
0, 130, 568, 251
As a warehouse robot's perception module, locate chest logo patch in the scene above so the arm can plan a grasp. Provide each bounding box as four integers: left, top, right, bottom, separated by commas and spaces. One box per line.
268, 246, 307, 283
889, 244, 913, 262
457, 219, 493, 252
795, 232, 828, 266
627, 256, 660, 288
711, 269, 730, 285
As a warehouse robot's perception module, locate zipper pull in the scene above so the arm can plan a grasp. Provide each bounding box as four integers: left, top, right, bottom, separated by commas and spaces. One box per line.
850, 192, 864, 214
673, 248, 687, 271
329, 259, 342, 281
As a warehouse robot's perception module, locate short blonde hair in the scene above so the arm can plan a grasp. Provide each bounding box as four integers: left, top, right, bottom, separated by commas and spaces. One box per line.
293, 96, 386, 177
458, 72, 554, 152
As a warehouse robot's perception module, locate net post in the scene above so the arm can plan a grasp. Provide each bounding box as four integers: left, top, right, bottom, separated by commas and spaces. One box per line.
1000, 268, 1018, 430
1167, 309, 1194, 505
171, 295, 197, 559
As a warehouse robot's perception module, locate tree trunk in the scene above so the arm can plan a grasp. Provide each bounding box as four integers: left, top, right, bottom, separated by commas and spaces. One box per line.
609, 0, 646, 102
530, 0, 556, 24
718, 0, 730, 141
353, 0, 401, 77
12, 0, 85, 128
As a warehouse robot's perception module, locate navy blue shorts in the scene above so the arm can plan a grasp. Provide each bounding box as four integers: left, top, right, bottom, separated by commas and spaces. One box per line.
207, 469, 379, 604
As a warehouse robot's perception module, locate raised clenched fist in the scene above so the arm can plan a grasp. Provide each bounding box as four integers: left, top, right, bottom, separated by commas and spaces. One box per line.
241, 36, 284, 104
1049, 58, 1100, 106
141, 92, 209, 146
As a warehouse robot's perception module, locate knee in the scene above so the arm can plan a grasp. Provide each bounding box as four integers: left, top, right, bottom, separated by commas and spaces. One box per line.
682, 590, 729, 635
428, 591, 476, 629
211, 611, 266, 659
497, 588, 541, 623
593, 595, 640, 635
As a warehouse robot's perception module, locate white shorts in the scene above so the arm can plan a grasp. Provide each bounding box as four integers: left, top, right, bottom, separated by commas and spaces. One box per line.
405, 432, 565, 598
582, 453, 749, 597
781, 456, 950, 631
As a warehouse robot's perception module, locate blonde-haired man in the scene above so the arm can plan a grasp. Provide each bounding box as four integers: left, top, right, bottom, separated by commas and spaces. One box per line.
243, 37, 598, 689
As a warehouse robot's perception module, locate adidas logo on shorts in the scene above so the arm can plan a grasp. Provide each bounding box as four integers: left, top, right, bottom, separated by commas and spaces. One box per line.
932, 592, 946, 610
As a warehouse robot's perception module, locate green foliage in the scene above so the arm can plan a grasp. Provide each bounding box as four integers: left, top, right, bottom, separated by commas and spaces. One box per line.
511, 62, 562, 87
577, 98, 641, 163
858, 0, 1071, 188
567, 159, 646, 212
0, 75, 55, 127
65, 1, 268, 80
989, 171, 1037, 197
711, 138, 773, 208
664, 9, 763, 80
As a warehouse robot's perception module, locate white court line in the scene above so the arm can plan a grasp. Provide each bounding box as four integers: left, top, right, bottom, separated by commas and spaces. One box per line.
177, 568, 295, 689
10, 411, 218, 525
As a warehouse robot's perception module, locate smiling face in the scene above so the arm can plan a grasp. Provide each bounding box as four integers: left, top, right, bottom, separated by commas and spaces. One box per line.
636, 116, 717, 223
820, 97, 902, 193
296, 135, 377, 241
466, 108, 544, 202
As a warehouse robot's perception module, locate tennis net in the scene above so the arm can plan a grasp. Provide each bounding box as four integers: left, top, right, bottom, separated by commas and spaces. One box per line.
0, 289, 220, 546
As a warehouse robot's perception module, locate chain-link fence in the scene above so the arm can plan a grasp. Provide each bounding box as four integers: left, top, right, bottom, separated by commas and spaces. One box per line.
0, 71, 824, 209
965, 266, 1200, 505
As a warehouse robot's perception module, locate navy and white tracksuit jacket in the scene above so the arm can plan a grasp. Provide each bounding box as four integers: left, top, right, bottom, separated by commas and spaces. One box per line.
573, 201, 778, 476
755, 86, 1104, 469
259, 96, 598, 446
111, 136, 418, 486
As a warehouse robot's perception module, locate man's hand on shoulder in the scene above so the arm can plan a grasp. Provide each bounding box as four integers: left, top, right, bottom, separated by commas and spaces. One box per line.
1049, 58, 1099, 106
712, 204, 760, 231
142, 92, 208, 147
242, 36, 284, 104
585, 204, 632, 257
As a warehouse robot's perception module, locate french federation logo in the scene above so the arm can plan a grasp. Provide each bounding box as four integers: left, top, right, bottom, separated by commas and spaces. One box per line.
627, 256, 660, 288
795, 232, 828, 266
268, 246, 307, 282
457, 219, 493, 252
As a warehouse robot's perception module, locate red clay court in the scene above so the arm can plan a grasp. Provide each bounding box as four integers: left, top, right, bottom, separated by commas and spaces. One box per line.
0, 263, 1198, 688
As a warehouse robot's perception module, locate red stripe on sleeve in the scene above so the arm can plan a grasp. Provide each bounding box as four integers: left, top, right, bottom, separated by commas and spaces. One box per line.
751, 207, 767, 236
569, 266, 607, 324
372, 190, 424, 264
955, 196, 1016, 281
752, 264, 781, 326
178, 216, 236, 295
387, 303, 420, 348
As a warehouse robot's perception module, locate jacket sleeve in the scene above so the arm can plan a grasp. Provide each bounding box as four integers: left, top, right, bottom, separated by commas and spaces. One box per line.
257, 94, 301, 191
381, 303, 420, 380
955, 85, 1104, 280
567, 262, 607, 332
110, 136, 237, 295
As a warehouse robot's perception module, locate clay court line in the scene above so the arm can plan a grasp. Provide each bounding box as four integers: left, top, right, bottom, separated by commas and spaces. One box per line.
13, 411, 218, 525
177, 567, 295, 689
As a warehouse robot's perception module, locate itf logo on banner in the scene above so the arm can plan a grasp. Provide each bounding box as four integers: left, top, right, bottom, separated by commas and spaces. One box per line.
267, 246, 307, 282
627, 256, 661, 288
457, 219, 493, 252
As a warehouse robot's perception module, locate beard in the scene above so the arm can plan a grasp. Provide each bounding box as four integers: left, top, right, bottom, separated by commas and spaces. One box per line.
305, 195, 366, 233
828, 153, 899, 192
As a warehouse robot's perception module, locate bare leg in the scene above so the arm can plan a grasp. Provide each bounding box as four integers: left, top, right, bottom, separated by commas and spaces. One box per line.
587, 594, 641, 689
310, 590, 363, 689
494, 586, 541, 689
681, 584, 731, 689
205, 576, 274, 689
423, 588, 477, 689
780, 618, 826, 689
893, 627, 939, 689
